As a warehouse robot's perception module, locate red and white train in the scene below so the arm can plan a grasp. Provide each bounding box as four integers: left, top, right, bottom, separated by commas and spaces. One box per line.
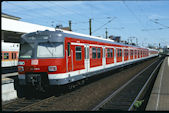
17, 29, 158, 90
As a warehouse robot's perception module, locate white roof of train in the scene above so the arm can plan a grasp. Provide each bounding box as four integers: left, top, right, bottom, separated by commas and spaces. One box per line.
55, 29, 115, 43
55, 29, 146, 49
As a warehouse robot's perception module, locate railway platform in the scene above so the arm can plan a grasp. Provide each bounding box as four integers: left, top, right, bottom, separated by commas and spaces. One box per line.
146, 56, 169, 111
2, 77, 17, 102
2, 72, 18, 102
2, 72, 18, 79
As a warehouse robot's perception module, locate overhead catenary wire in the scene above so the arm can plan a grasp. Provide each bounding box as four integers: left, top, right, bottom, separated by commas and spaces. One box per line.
150, 19, 169, 28
92, 17, 116, 34
3, 2, 57, 25
142, 27, 169, 31
122, 1, 155, 47
4, 1, 69, 27
136, 1, 169, 47
48, 1, 90, 19
136, 1, 154, 34
37, 1, 97, 30
5, 1, 88, 28
136, 1, 169, 31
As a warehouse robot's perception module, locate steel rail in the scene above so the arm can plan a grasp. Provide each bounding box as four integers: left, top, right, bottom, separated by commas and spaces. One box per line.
2, 98, 25, 106
15, 96, 55, 111
128, 59, 163, 111
92, 59, 159, 111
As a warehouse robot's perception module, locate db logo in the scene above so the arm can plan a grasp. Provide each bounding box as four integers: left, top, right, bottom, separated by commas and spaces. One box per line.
31, 59, 38, 65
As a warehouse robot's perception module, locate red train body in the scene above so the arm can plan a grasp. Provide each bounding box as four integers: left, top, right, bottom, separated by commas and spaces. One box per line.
18, 30, 158, 89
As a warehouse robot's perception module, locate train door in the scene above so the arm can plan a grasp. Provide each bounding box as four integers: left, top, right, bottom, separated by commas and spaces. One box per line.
122, 48, 124, 62
102, 46, 106, 68
114, 48, 116, 63
116, 48, 122, 63
84, 45, 90, 72
67, 42, 72, 72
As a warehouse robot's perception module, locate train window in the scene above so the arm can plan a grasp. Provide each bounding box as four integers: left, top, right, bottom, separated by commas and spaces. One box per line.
117, 49, 119, 57
103, 48, 105, 58
119, 49, 122, 57
20, 42, 34, 58
110, 49, 113, 57
87, 47, 89, 59
76, 46, 82, 60
124, 49, 126, 56
135, 50, 137, 55
107, 48, 110, 58
92, 47, 96, 59
12, 53, 13, 59
97, 48, 101, 59
125, 49, 128, 57
130, 50, 133, 56
68, 42, 70, 56
37, 42, 64, 58
12, 53, 16, 59
4, 53, 9, 60
85, 47, 86, 59
117, 49, 121, 57
1, 53, 3, 60
14, 53, 16, 59
139, 50, 141, 56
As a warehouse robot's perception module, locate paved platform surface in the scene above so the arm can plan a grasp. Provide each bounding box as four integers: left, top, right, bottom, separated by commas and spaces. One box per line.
2, 77, 14, 85
1, 72, 18, 79
146, 56, 169, 111
2, 77, 18, 102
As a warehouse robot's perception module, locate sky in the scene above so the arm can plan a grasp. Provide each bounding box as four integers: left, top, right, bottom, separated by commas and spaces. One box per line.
2, 1, 169, 47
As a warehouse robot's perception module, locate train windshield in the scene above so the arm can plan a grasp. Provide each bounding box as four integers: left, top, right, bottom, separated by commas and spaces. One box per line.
37, 42, 64, 58
19, 42, 34, 58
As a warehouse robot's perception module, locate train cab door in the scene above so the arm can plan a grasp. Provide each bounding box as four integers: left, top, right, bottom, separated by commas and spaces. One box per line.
84, 44, 89, 72
67, 42, 72, 72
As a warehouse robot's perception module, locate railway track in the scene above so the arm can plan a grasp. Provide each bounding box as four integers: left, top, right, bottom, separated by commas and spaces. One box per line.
92, 57, 163, 111
2, 57, 160, 111
2, 98, 40, 111
2, 96, 55, 111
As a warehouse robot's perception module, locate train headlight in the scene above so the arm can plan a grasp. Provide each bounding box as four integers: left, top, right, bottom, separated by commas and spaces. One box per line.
18, 61, 25, 65
48, 66, 57, 72
18, 66, 24, 72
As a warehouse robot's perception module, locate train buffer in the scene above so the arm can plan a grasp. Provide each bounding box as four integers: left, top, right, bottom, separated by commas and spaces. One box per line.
146, 56, 169, 111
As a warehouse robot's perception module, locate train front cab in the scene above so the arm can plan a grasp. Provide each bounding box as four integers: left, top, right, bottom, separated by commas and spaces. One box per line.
18, 31, 68, 89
